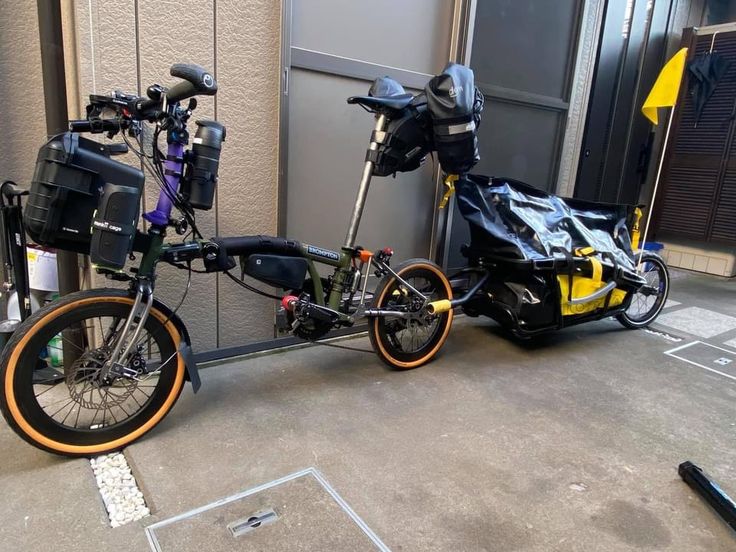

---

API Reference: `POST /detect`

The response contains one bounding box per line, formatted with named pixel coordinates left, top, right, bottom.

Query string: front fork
left=102, top=279, right=153, bottom=381
left=101, top=231, right=165, bottom=380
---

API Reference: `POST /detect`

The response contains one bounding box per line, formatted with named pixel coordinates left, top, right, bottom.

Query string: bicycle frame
left=117, top=110, right=422, bottom=360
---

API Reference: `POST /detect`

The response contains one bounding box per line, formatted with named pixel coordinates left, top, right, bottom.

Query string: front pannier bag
left=425, top=63, right=484, bottom=174
left=24, top=132, right=144, bottom=254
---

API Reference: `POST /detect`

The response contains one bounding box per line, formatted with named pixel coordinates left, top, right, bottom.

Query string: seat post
left=344, top=114, right=387, bottom=250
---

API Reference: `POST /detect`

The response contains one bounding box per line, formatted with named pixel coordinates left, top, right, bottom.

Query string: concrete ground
left=1, top=269, right=735, bottom=551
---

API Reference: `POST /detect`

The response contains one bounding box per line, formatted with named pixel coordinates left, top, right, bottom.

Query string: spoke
left=47, top=397, right=76, bottom=419
left=58, top=401, right=78, bottom=424
left=34, top=383, right=62, bottom=399
left=73, top=398, right=83, bottom=428
left=59, top=335, right=85, bottom=353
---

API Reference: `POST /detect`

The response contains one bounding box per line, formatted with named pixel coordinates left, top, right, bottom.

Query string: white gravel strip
left=90, top=452, right=150, bottom=527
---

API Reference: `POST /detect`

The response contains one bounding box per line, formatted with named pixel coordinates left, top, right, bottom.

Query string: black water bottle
left=183, top=120, right=226, bottom=210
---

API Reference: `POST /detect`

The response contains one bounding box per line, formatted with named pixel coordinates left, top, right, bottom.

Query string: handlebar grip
left=129, top=97, right=160, bottom=120
left=166, top=63, right=217, bottom=103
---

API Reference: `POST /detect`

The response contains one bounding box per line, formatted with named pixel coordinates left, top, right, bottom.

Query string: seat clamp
left=371, top=130, right=389, bottom=145
left=365, top=149, right=381, bottom=164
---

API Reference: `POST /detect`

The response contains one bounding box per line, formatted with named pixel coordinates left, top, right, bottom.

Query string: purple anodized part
left=143, top=141, right=185, bottom=226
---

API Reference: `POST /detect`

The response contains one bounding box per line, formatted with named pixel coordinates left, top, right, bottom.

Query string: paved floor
left=1, top=269, right=735, bottom=551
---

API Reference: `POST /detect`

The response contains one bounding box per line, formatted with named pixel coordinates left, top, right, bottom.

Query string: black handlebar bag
left=425, top=64, right=483, bottom=174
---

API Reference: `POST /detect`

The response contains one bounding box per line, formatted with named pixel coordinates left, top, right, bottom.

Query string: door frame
left=277, top=0, right=472, bottom=255
left=278, top=0, right=603, bottom=269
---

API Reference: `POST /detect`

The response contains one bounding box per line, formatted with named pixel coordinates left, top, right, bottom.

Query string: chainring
left=290, top=277, right=333, bottom=340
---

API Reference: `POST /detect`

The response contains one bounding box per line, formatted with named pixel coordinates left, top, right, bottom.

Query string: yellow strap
left=589, top=256, right=602, bottom=284
left=439, top=174, right=459, bottom=209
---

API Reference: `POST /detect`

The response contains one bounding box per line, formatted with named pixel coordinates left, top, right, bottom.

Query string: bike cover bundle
left=455, top=174, right=645, bottom=317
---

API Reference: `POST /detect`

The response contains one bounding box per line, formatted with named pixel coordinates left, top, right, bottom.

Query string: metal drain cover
left=145, top=468, right=389, bottom=551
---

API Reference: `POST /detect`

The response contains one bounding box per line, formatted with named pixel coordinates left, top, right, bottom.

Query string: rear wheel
left=0, top=289, right=185, bottom=457
left=369, top=259, right=453, bottom=369
left=616, top=252, right=669, bottom=329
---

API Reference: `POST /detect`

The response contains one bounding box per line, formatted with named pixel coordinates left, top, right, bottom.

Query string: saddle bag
left=425, top=64, right=484, bottom=174
left=369, top=77, right=433, bottom=177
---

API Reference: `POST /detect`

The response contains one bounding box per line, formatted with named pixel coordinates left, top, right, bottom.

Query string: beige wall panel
left=137, top=0, right=218, bottom=351
left=72, top=1, right=138, bottom=103
left=215, top=0, right=282, bottom=347
left=71, top=1, right=140, bottom=293
left=0, top=0, right=46, bottom=186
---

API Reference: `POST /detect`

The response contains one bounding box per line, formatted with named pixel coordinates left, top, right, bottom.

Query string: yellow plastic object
left=558, top=277, right=626, bottom=315
left=558, top=255, right=625, bottom=315
left=630, top=206, right=643, bottom=251
left=438, top=174, right=459, bottom=209
left=427, top=299, right=452, bottom=314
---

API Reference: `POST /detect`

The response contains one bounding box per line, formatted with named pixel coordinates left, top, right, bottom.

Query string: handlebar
left=72, top=63, right=217, bottom=134
left=69, top=118, right=129, bottom=133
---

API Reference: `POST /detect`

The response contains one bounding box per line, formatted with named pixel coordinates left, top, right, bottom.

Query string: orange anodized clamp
left=359, top=249, right=373, bottom=263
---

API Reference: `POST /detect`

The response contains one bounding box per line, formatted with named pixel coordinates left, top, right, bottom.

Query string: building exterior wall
left=65, top=0, right=282, bottom=351
left=0, top=0, right=47, bottom=188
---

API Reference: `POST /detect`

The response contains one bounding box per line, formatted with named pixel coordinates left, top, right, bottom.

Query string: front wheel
left=0, top=289, right=186, bottom=457
left=368, top=259, right=453, bottom=369
left=616, top=252, right=670, bottom=329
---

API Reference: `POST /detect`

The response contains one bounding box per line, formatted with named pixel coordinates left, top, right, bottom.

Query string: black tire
left=0, top=289, right=186, bottom=457
left=616, top=252, right=670, bottom=329
left=368, top=259, right=453, bottom=370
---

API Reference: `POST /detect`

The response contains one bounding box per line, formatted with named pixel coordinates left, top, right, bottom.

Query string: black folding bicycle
left=0, top=64, right=454, bottom=456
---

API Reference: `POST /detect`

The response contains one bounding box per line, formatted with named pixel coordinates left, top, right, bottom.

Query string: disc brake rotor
left=65, top=348, right=142, bottom=410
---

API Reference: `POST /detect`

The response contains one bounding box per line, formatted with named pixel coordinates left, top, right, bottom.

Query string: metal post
left=37, top=1, right=82, bottom=373
left=344, top=114, right=386, bottom=249
left=37, top=0, right=80, bottom=298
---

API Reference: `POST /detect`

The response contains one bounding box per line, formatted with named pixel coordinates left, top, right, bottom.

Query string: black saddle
left=347, top=76, right=413, bottom=114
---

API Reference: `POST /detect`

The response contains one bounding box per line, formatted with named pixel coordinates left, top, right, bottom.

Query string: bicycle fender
left=153, top=298, right=201, bottom=393
left=178, top=342, right=201, bottom=393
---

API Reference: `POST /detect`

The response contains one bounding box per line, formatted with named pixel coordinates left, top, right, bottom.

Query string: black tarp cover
left=456, top=174, right=639, bottom=276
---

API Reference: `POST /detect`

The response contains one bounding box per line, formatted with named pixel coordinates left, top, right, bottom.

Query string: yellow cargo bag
left=557, top=248, right=626, bottom=316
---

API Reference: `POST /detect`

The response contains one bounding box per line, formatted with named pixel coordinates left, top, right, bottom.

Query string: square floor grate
left=145, top=468, right=390, bottom=551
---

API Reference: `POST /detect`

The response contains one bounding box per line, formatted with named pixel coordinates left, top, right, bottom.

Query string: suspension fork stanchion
left=104, top=279, right=154, bottom=379
left=344, top=114, right=387, bottom=249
